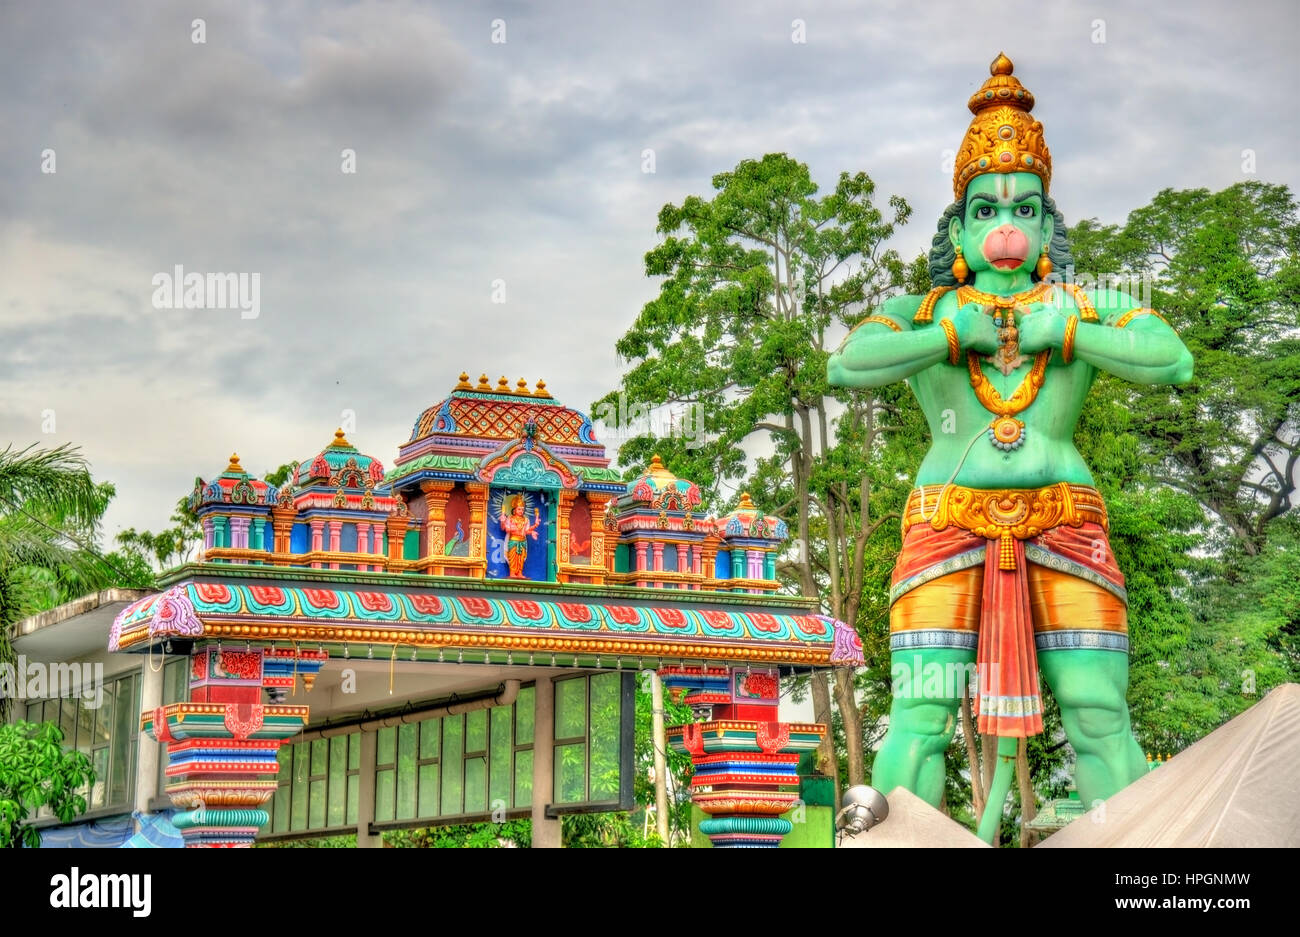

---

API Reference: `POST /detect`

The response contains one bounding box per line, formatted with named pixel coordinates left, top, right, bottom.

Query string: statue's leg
left=1038, top=648, right=1147, bottom=805
left=872, top=647, right=973, bottom=807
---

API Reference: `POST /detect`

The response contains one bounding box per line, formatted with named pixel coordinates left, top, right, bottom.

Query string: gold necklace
left=967, top=351, right=1050, bottom=451
left=957, top=282, right=1053, bottom=309
left=957, top=282, right=1052, bottom=377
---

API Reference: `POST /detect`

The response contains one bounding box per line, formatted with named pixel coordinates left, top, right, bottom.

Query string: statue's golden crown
left=953, top=53, right=1051, bottom=200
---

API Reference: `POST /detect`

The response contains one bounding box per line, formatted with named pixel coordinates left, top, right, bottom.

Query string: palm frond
left=0, top=443, right=103, bottom=528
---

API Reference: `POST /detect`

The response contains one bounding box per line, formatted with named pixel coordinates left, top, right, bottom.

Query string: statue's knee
left=1071, top=704, right=1129, bottom=744
left=890, top=699, right=957, bottom=745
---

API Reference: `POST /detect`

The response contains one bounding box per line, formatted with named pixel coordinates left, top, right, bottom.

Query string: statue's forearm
left=829, top=327, right=948, bottom=388
left=1072, top=321, right=1193, bottom=384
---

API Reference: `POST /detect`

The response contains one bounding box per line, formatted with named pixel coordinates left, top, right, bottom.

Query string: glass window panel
left=290, top=754, right=308, bottom=831
left=93, top=681, right=114, bottom=745
left=25, top=700, right=42, bottom=723
left=589, top=673, right=620, bottom=801
left=58, top=699, right=78, bottom=750
left=490, top=707, right=511, bottom=807
left=91, top=747, right=109, bottom=808
left=328, top=736, right=347, bottom=826
left=76, top=702, right=96, bottom=754
left=515, top=687, right=534, bottom=745
left=514, top=750, right=533, bottom=808
left=419, top=718, right=440, bottom=759
left=309, top=778, right=326, bottom=828
left=109, top=676, right=137, bottom=807
left=377, top=726, right=395, bottom=766
left=348, top=733, right=360, bottom=771
left=397, top=760, right=417, bottom=821
left=554, top=743, right=586, bottom=803
left=346, top=773, right=359, bottom=826
left=398, top=722, right=417, bottom=760
left=465, top=708, right=487, bottom=753
left=441, top=716, right=463, bottom=815
left=397, top=722, right=418, bottom=819
left=555, top=678, right=586, bottom=739
left=310, top=738, right=327, bottom=776
left=374, top=768, right=395, bottom=823
left=464, top=756, right=486, bottom=814
left=418, top=764, right=439, bottom=818
left=272, top=780, right=290, bottom=834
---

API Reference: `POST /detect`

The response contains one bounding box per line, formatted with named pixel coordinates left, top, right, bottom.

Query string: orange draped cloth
left=890, top=486, right=1126, bottom=739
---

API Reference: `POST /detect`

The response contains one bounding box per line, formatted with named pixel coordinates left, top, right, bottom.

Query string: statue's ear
left=1040, top=211, right=1054, bottom=250
left=948, top=213, right=964, bottom=252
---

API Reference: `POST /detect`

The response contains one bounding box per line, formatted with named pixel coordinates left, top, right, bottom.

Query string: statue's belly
left=909, top=364, right=1097, bottom=489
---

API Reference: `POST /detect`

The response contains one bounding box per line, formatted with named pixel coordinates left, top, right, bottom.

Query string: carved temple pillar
left=421, top=480, right=454, bottom=573
left=660, top=665, right=824, bottom=848
left=385, top=512, right=409, bottom=568
left=586, top=493, right=610, bottom=585
left=699, top=532, right=721, bottom=591
left=141, top=644, right=325, bottom=847
left=465, top=481, right=488, bottom=578
left=556, top=490, right=576, bottom=572
left=603, top=507, right=619, bottom=577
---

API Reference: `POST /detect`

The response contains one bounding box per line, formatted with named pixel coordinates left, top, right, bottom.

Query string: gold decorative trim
left=913, top=286, right=954, bottom=324
left=1062, top=315, right=1079, bottom=364
left=967, top=350, right=1049, bottom=416
left=1114, top=307, right=1170, bottom=329
left=940, top=318, right=960, bottom=365
left=1055, top=283, right=1099, bottom=322
left=192, top=622, right=831, bottom=665
left=905, top=483, right=1108, bottom=570
left=957, top=281, right=1053, bottom=309
left=863, top=315, right=904, bottom=333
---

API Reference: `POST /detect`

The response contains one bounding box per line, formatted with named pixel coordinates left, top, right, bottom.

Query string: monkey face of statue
left=949, top=172, right=1053, bottom=280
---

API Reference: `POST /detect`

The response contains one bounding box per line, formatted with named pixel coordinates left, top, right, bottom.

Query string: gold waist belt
left=903, top=483, right=1108, bottom=570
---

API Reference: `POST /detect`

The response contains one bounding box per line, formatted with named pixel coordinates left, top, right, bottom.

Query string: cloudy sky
left=2, top=0, right=1297, bottom=542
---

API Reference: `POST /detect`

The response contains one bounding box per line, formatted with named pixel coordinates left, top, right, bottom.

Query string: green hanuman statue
left=828, top=54, right=1193, bottom=839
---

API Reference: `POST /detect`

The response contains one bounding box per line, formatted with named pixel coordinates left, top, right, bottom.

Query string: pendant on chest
left=988, top=311, right=1025, bottom=376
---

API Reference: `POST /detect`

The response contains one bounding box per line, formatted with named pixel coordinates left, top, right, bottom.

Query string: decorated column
left=662, top=665, right=825, bottom=848
left=421, top=480, right=454, bottom=564
left=139, top=615, right=325, bottom=846
left=465, top=481, right=489, bottom=577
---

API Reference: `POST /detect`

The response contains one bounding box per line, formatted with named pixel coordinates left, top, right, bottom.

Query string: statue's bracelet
left=940, top=318, right=961, bottom=365
left=1062, top=315, right=1079, bottom=364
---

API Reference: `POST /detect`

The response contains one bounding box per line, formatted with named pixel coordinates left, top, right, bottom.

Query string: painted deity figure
left=828, top=54, right=1193, bottom=835
left=499, top=494, right=541, bottom=579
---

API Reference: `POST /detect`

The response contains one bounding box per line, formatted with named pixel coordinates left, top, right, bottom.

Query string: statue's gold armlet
left=1053, top=283, right=1100, bottom=322
left=847, top=315, right=905, bottom=337
left=912, top=286, right=954, bottom=324
left=1113, top=307, right=1171, bottom=329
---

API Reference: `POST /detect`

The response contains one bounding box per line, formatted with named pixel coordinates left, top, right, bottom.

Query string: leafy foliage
left=0, top=721, right=95, bottom=848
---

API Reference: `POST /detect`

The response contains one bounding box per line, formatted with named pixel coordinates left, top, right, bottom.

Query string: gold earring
left=952, top=245, right=969, bottom=283
left=1036, top=246, right=1052, bottom=279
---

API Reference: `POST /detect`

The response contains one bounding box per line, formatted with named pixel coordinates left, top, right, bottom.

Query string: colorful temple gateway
left=14, top=375, right=860, bottom=848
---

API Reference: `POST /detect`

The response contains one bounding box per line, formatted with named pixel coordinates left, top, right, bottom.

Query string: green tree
left=0, top=721, right=96, bottom=848
left=0, top=445, right=136, bottom=717
left=1069, top=181, right=1300, bottom=556
left=594, top=153, right=911, bottom=786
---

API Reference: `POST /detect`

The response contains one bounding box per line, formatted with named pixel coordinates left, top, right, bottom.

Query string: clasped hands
left=947, top=300, right=1068, bottom=356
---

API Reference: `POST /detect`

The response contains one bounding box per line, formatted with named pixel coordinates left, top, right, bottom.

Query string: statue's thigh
left=890, top=565, right=982, bottom=638
left=1027, top=563, right=1130, bottom=710
left=889, top=568, right=981, bottom=717
left=1026, top=563, right=1128, bottom=640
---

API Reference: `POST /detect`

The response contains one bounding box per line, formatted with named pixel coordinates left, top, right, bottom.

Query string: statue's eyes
left=1016, top=204, right=1036, bottom=217
left=975, top=206, right=994, bottom=219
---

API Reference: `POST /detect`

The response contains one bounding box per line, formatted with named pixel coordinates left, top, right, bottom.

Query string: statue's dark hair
left=927, top=193, right=1073, bottom=287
